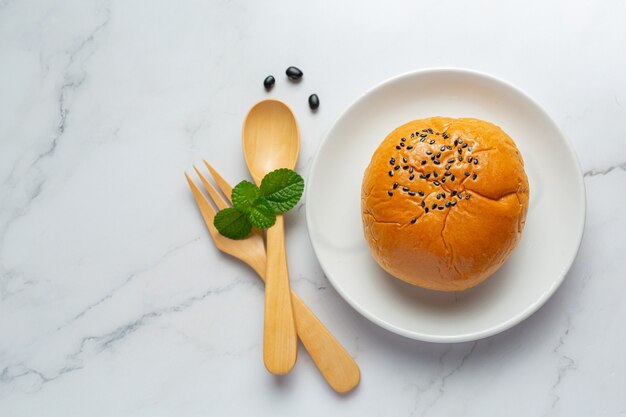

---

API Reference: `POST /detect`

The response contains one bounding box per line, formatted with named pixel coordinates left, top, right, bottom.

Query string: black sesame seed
left=402, top=157, right=408, bottom=163
left=458, top=155, right=463, bottom=162
left=400, top=142, right=405, bottom=147
left=402, top=186, right=409, bottom=191
left=451, top=190, right=457, bottom=196
left=308, top=94, right=320, bottom=110
left=438, top=205, right=444, bottom=210
left=432, top=203, right=437, bottom=209
left=420, top=174, right=427, bottom=179
left=436, top=194, right=441, bottom=200
left=286, top=66, right=304, bottom=81
left=411, top=218, right=417, bottom=224
left=388, top=191, right=393, bottom=196
left=421, top=160, right=427, bottom=165
left=431, top=155, right=436, bottom=161
left=467, top=156, right=473, bottom=163
left=442, top=132, right=449, bottom=139
left=264, top=75, right=275, bottom=90
left=426, top=150, right=432, bottom=155
left=406, top=145, right=414, bottom=150
left=409, top=167, right=414, bottom=173
left=458, top=148, right=462, bottom=154
left=440, top=146, right=445, bottom=152
left=410, top=133, right=415, bottom=138
left=422, top=129, right=429, bottom=133
left=441, top=177, right=446, bottom=183
left=446, top=146, right=452, bottom=150
left=445, top=202, right=451, bottom=207
left=445, top=164, right=452, bottom=170
left=425, top=173, right=431, bottom=179
left=389, top=171, right=394, bottom=177
left=474, top=159, right=479, bottom=165
left=427, top=128, right=434, bottom=134
left=450, top=201, right=457, bottom=206
left=472, top=173, right=477, bottom=180
left=436, top=132, right=440, bottom=135
left=389, top=158, right=395, bottom=165
left=466, top=194, right=471, bottom=200
left=409, top=191, right=416, bottom=196
left=394, top=165, right=400, bottom=170
left=420, top=133, right=427, bottom=138
left=458, top=139, right=463, bottom=144
left=433, top=160, right=440, bottom=165
left=465, top=172, right=470, bottom=176
left=451, top=175, right=456, bottom=181
left=421, top=200, right=426, bottom=207
left=425, top=207, right=429, bottom=213
left=433, top=171, right=439, bottom=178
left=396, top=146, right=401, bottom=150
left=445, top=171, right=451, bottom=176
left=419, top=137, right=425, bottom=142
left=457, top=193, right=463, bottom=199
left=436, top=152, right=442, bottom=158
left=393, top=182, right=398, bottom=189
left=429, top=140, right=436, bottom=145
left=447, top=158, right=455, bottom=164
left=433, top=181, right=440, bottom=186
left=401, top=138, right=406, bottom=142
left=441, top=192, right=446, bottom=198
left=418, top=190, right=424, bottom=196
left=403, top=165, right=409, bottom=170
left=409, top=174, right=415, bottom=180
left=462, top=143, right=468, bottom=148
left=468, top=146, right=473, bottom=152
left=454, top=139, right=458, bottom=146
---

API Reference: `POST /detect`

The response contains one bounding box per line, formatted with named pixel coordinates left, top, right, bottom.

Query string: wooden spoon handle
left=264, top=214, right=297, bottom=374
left=291, top=291, right=361, bottom=393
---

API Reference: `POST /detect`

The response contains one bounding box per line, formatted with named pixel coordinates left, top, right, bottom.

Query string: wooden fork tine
left=204, top=161, right=233, bottom=204
left=193, top=165, right=229, bottom=210
left=185, top=173, right=218, bottom=235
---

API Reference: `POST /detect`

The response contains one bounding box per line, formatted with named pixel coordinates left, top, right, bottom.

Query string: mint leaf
left=259, top=168, right=304, bottom=213
left=213, top=208, right=252, bottom=239
left=246, top=198, right=276, bottom=228
left=231, top=181, right=261, bottom=213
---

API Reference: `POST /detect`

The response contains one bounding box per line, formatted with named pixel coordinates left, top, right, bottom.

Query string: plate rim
left=305, top=67, right=586, bottom=343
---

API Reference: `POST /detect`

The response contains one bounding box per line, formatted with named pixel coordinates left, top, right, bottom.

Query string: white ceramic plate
left=306, top=68, right=585, bottom=343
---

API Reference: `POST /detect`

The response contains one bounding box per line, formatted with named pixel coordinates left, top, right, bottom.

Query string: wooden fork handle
left=291, top=291, right=361, bottom=393
left=264, top=214, right=298, bottom=374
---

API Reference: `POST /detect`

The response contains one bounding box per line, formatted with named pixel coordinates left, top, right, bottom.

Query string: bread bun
left=361, top=117, right=529, bottom=291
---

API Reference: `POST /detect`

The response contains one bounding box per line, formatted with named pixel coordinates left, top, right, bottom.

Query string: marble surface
left=1, top=0, right=625, bottom=415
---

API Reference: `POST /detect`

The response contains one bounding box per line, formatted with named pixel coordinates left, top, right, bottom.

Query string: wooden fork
left=185, top=161, right=360, bottom=393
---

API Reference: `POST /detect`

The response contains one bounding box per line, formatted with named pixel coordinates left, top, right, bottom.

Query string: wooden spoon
left=242, top=99, right=299, bottom=375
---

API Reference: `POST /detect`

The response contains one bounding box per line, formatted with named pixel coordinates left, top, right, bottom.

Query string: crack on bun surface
left=361, top=117, right=529, bottom=291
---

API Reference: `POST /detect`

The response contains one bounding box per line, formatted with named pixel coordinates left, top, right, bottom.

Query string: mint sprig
left=213, top=168, right=304, bottom=239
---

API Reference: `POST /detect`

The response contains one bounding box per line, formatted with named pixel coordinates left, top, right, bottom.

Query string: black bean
left=436, top=194, right=441, bottom=200
left=458, top=155, right=463, bottom=162
left=425, top=173, right=431, bottom=178
left=436, top=152, right=442, bottom=158
left=458, top=148, right=462, bottom=154
left=426, top=150, right=432, bottom=155
left=263, top=75, right=275, bottom=90
left=286, top=66, right=303, bottom=81
left=441, top=192, right=446, bottom=198
left=468, top=146, right=473, bottom=152
left=308, top=94, right=320, bottom=110
left=453, top=139, right=458, bottom=146
left=468, top=156, right=473, bottom=163
left=458, top=139, right=463, bottom=144
left=400, top=142, right=405, bottom=147
left=445, top=202, right=451, bottom=207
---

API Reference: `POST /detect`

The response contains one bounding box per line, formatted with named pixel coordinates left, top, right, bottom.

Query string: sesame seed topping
left=394, top=165, right=400, bottom=170
left=418, top=190, right=424, bottom=196
left=403, top=157, right=408, bottom=163
left=440, top=146, right=445, bottom=151
left=462, top=143, right=468, bottom=148
left=396, top=146, right=401, bottom=150
left=408, top=191, right=416, bottom=196
left=411, top=218, right=417, bottom=224
left=425, top=207, right=429, bottom=213
left=409, top=174, right=415, bottom=180
left=388, top=191, right=393, bottom=196
left=438, top=205, right=444, bottom=210
left=407, top=145, right=414, bottom=150
left=393, top=182, right=398, bottom=189
left=472, top=173, right=478, bottom=180
left=451, top=175, right=456, bottom=181
left=429, top=140, right=435, bottom=144
left=401, top=137, right=406, bottom=142
left=426, top=150, right=432, bottom=155
left=433, top=181, right=440, bottom=186
left=464, top=172, right=470, bottom=176
left=402, top=186, right=409, bottom=191
left=389, top=171, right=394, bottom=177
left=421, top=160, right=427, bottom=165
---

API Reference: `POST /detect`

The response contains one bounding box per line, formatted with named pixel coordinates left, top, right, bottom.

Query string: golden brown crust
left=361, top=117, right=529, bottom=291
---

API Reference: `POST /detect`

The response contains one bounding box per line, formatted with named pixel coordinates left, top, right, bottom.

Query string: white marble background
left=1, top=0, right=625, bottom=416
